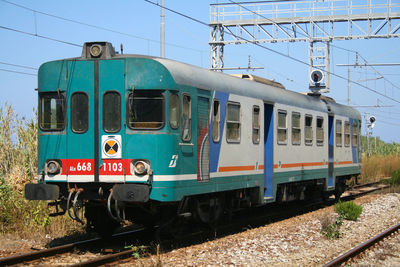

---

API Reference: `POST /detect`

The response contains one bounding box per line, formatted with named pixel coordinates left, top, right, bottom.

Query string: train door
left=264, top=103, right=274, bottom=199
left=66, top=61, right=96, bottom=183
left=328, top=115, right=335, bottom=188
left=98, top=60, right=125, bottom=183
left=197, top=96, right=210, bottom=182
left=66, top=60, right=125, bottom=184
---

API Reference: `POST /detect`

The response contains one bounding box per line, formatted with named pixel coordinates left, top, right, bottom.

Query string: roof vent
left=82, top=42, right=115, bottom=59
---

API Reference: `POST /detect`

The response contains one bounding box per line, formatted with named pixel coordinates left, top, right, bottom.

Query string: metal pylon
left=210, top=24, right=224, bottom=71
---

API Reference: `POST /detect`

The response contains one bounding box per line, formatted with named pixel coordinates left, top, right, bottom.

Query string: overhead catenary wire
left=0, top=68, right=36, bottom=76
left=1, top=0, right=205, bottom=53
left=331, top=43, right=400, bottom=92
left=145, top=0, right=400, bottom=104
left=0, top=61, right=38, bottom=70
left=0, top=25, right=82, bottom=47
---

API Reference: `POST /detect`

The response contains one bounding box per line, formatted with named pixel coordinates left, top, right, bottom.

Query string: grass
left=0, top=103, right=83, bottom=240
left=361, top=155, right=400, bottom=183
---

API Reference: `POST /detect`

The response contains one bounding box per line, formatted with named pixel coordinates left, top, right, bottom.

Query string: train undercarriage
left=40, top=175, right=354, bottom=237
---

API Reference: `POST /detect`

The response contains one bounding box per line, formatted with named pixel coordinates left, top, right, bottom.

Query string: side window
left=226, top=102, right=241, bottom=143
left=169, top=93, right=179, bottom=129
left=316, top=116, right=324, bottom=146
left=212, top=99, right=220, bottom=142
left=71, top=92, right=88, bottom=133
left=128, top=90, right=164, bottom=129
left=292, top=112, right=301, bottom=145
left=352, top=121, right=358, bottom=147
left=336, top=120, right=342, bottom=147
left=305, top=114, right=313, bottom=146
left=252, top=106, right=260, bottom=144
left=344, top=121, right=351, bottom=147
left=181, top=94, right=191, bottom=141
left=103, top=91, right=121, bottom=133
left=39, top=92, right=66, bottom=131
left=277, top=110, right=287, bottom=144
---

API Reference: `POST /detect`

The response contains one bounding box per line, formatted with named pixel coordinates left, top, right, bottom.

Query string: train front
left=25, top=42, right=184, bottom=234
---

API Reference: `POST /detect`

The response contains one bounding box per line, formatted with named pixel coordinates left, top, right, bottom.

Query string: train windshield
left=127, top=91, right=164, bottom=129
left=39, top=92, right=65, bottom=131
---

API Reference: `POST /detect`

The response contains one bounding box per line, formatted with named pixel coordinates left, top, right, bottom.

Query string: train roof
left=43, top=43, right=360, bottom=120
left=150, top=57, right=360, bottom=119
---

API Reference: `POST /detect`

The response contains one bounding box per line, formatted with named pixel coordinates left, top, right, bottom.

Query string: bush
left=334, top=201, right=363, bottom=221
left=382, top=169, right=400, bottom=186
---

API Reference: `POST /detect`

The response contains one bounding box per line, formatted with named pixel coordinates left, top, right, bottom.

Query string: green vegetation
left=334, top=201, right=363, bottom=221
left=382, top=169, right=400, bottom=186
left=320, top=214, right=344, bottom=239
left=321, top=201, right=363, bottom=239
left=0, top=103, right=82, bottom=239
left=360, top=136, right=400, bottom=183
left=125, top=245, right=149, bottom=259
left=361, top=136, right=400, bottom=156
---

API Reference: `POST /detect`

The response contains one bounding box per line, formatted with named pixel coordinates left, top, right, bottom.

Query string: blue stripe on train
left=350, top=118, right=357, bottom=163
left=209, top=91, right=229, bottom=173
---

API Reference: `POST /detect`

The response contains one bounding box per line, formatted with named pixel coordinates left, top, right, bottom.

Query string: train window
left=127, top=90, right=164, bottom=130
left=344, top=121, right=350, bottom=147
left=71, top=92, right=88, bottom=133
left=103, top=92, right=121, bottom=133
left=316, top=116, right=324, bottom=146
left=212, top=99, right=220, bottom=142
left=305, top=114, right=313, bottom=146
left=277, top=110, right=287, bottom=144
left=292, top=112, right=301, bottom=145
left=252, top=106, right=260, bottom=144
left=169, top=93, right=179, bottom=129
left=39, top=92, right=66, bottom=131
left=352, top=121, right=358, bottom=147
left=181, top=94, right=191, bottom=141
left=226, top=102, right=241, bottom=143
left=336, top=120, right=342, bottom=147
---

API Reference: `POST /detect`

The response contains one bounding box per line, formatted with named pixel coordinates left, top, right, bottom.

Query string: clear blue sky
left=1, top=0, right=399, bottom=142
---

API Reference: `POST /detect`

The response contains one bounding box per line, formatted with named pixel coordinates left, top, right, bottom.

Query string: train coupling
left=48, top=200, right=66, bottom=217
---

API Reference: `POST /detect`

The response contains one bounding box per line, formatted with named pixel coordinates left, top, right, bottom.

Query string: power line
left=0, top=68, right=36, bottom=76
left=331, top=43, right=400, bottom=92
left=0, top=61, right=37, bottom=70
left=144, top=0, right=209, bottom=27
left=0, top=25, right=82, bottom=47
left=219, top=0, right=400, bottom=103
left=1, top=0, right=205, bottom=53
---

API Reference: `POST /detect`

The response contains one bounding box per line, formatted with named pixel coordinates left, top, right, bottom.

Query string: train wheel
left=85, top=205, right=120, bottom=238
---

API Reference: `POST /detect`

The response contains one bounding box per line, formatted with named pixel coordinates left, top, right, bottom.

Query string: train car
left=25, top=42, right=362, bottom=234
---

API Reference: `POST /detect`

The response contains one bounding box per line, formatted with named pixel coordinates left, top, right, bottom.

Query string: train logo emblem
left=104, top=140, right=119, bottom=155
left=102, top=135, right=122, bottom=159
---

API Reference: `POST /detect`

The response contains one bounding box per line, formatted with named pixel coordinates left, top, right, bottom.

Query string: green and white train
left=25, top=42, right=362, bottom=234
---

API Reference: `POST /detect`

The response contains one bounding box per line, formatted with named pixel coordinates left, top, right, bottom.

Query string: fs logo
left=169, top=155, right=178, bottom=168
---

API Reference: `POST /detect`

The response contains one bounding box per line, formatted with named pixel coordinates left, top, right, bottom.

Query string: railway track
left=0, top=182, right=391, bottom=266
left=0, top=228, right=146, bottom=266
left=323, top=222, right=400, bottom=267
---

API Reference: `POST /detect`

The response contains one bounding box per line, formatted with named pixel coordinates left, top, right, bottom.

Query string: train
left=25, top=41, right=362, bottom=235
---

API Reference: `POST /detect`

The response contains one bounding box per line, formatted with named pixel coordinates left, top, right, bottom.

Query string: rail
left=323, top=222, right=400, bottom=267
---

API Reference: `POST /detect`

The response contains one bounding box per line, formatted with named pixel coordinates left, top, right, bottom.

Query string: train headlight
left=89, top=44, right=102, bottom=57
left=46, top=160, right=61, bottom=175
left=133, top=161, right=149, bottom=175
